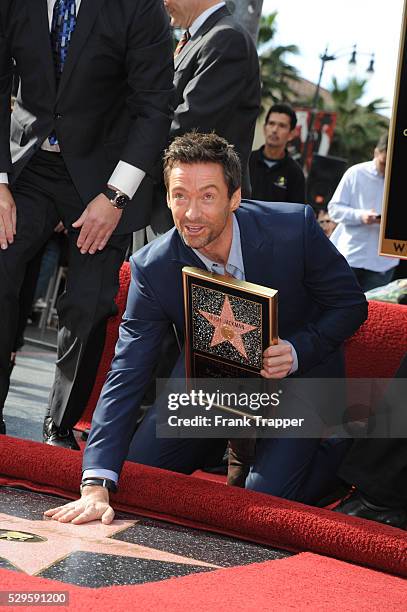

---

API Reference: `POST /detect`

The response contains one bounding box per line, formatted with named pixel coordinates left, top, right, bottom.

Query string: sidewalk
left=4, top=344, right=55, bottom=442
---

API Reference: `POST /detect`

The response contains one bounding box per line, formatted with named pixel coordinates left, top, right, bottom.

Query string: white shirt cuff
left=281, top=339, right=299, bottom=374
left=0, top=173, right=8, bottom=184
left=108, top=161, right=146, bottom=199
left=82, top=468, right=119, bottom=484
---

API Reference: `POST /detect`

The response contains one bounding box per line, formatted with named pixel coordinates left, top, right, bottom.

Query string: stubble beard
left=179, top=227, right=213, bottom=249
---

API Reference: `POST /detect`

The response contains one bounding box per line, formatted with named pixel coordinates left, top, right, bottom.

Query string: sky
left=261, top=0, right=405, bottom=115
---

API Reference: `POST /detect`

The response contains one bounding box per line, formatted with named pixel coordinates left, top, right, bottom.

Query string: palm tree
left=328, top=77, right=389, bottom=165
left=257, top=13, right=300, bottom=111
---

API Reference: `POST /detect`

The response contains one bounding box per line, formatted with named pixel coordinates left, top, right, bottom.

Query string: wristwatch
left=80, top=477, right=117, bottom=494
left=103, top=186, right=130, bottom=210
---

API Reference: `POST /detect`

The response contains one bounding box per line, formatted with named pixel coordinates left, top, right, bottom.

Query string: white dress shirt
left=0, top=0, right=145, bottom=198
left=188, top=2, right=226, bottom=37
left=328, top=161, right=398, bottom=272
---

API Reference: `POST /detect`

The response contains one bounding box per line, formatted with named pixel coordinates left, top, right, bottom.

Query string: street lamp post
left=301, top=46, right=375, bottom=169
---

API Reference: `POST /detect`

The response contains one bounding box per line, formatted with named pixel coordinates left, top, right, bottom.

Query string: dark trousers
left=351, top=266, right=395, bottom=292
left=0, top=150, right=129, bottom=428
left=338, top=353, right=407, bottom=507
left=127, top=403, right=351, bottom=505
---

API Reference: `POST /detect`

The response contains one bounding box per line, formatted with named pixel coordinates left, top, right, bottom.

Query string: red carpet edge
left=1, top=553, right=407, bottom=611
left=0, top=435, right=406, bottom=577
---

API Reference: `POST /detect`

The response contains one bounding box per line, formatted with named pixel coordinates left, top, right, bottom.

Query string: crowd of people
left=0, top=0, right=405, bottom=531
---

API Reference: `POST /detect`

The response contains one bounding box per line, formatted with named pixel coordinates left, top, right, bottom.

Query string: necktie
left=174, top=30, right=191, bottom=57
left=49, top=0, right=77, bottom=144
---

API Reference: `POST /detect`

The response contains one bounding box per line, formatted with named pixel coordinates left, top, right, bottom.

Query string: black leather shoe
left=43, top=417, right=80, bottom=450
left=0, top=420, right=6, bottom=435
left=333, top=491, right=407, bottom=529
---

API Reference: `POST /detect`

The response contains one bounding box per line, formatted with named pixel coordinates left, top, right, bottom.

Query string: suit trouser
left=0, top=150, right=129, bottom=428
left=338, top=353, right=407, bottom=507
left=127, top=402, right=351, bottom=505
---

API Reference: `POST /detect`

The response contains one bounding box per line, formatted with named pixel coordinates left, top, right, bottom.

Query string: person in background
left=334, top=353, right=407, bottom=530
left=0, top=0, right=174, bottom=440
left=144, top=0, right=261, bottom=240
left=317, top=208, right=336, bottom=238
left=249, top=103, right=305, bottom=204
left=328, top=134, right=399, bottom=291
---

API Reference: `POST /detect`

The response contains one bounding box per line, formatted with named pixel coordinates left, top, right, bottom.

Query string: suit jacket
left=0, top=0, right=174, bottom=232
left=150, top=5, right=261, bottom=230
left=83, top=201, right=368, bottom=475
left=172, top=6, right=260, bottom=195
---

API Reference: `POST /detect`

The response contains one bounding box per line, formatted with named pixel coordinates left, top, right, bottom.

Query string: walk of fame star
left=0, top=513, right=219, bottom=575
left=198, top=295, right=258, bottom=360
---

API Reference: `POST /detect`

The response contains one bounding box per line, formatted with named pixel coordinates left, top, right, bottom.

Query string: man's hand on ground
left=72, top=194, right=123, bottom=254
left=261, top=338, right=294, bottom=379
left=0, top=184, right=16, bottom=250
left=43, top=486, right=115, bottom=525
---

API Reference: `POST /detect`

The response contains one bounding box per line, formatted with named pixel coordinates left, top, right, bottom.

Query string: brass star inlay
left=0, top=513, right=219, bottom=575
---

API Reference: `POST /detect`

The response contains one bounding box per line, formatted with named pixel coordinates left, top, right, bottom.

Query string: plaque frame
left=182, top=266, right=278, bottom=379
left=379, top=0, right=407, bottom=259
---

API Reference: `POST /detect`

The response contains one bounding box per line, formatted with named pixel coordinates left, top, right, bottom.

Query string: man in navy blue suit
left=45, top=133, right=367, bottom=525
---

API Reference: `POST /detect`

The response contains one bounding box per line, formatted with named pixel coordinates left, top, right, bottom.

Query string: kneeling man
left=45, top=133, right=367, bottom=525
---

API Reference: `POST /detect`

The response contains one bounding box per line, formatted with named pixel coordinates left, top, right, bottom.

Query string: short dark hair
left=376, top=133, right=388, bottom=152
left=163, top=132, right=241, bottom=198
left=264, top=103, right=297, bottom=130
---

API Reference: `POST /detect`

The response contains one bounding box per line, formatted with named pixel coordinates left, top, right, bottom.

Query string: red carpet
left=0, top=436, right=406, bottom=578
left=76, top=261, right=407, bottom=433
left=1, top=552, right=406, bottom=610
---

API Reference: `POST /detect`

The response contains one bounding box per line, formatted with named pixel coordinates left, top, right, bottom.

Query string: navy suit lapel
left=27, top=0, right=56, bottom=97
left=235, top=206, right=272, bottom=287
left=174, top=5, right=230, bottom=70
left=56, top=0, right=106, bottom=102
left=170, top=232, right=207, bottom=269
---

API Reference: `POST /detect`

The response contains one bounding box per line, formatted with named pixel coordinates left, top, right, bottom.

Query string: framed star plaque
left=182, top=267, right=278, bottom=378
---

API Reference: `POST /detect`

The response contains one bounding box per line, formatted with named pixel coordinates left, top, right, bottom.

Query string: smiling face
left=167, top=162, right=241, bottom=262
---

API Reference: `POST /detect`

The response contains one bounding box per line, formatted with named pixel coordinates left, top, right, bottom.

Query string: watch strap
left=103, top=187, right=120, bottom=201
left=103, top=186, right=130, bottom=209
left=80, top=477, right=117, bottom=493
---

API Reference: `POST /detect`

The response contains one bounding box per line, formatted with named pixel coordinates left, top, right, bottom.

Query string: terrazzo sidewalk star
left=0, top=513, right=219, bottom=575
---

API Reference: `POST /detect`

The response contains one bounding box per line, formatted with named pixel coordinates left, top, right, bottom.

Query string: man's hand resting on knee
left=43, top=485, right=115, bottom=524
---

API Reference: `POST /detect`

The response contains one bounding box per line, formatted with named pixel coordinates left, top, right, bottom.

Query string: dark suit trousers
left=0, top=150, right=129, bottom=428
left=338, top=353, right=407, bottom=507
left=127, top=395, right=351, bottom=505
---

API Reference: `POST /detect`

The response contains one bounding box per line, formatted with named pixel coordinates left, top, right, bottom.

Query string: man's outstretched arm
left=45, top=256, right=170, bottom=523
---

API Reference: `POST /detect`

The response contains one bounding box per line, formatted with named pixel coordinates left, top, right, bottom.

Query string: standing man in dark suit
left=0, top=0, right=174, bottom=444
left=44, top=132, right=368, bottom=525
left=147, top=0, right=260, bottom=236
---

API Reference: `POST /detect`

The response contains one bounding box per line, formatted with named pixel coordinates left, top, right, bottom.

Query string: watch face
left=114, top=194, right=128, bottom=209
